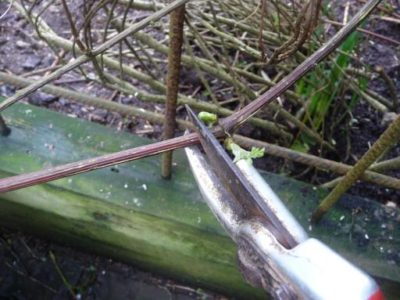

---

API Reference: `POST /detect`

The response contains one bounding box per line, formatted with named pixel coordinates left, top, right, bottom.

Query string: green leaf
left=249, top=147, right=265, bottom=159
left=225, top=138, right=264, bottom=164
left=291, top=139, right=310, bottom=153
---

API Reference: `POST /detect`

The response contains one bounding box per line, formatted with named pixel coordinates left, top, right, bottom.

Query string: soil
left=0, top=228, right=220, bottom=300
left=0, top=1, right=399, bottom=299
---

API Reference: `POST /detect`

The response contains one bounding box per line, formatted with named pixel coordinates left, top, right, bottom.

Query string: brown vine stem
left=0, top=133, right=203, bottom=193
left=0, top=0, right=190, bottom=112
left=60, top=0, right=85, bottom=51
left=0, top=0, right=381, bottom=193
left=162, top=4, right=186, bottom=179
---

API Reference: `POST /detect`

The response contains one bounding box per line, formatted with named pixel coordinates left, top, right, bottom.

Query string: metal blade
left=185, top=105, right=297, bottom=249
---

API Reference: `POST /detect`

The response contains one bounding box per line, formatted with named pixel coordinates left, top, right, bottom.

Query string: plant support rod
left=162, top=3, right=186, bottom=179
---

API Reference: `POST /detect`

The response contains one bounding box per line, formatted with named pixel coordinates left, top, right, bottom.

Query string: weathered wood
left=0, top=103, right=399, bottom=298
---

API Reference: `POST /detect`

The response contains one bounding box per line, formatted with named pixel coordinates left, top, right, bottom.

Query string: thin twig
left=220, top=0, right=382, bottom=132
left=0, top=71, right=190, bottom=129
left=0, top=0, right=190, bottom=112
left=375, top=65, right=398, bottom=112
left=0, top=0, right=13, bottom=20
left=324, top=19, right=400, bottom=46
left=49, top=251, right=76, bottom=297
left=371, top=156, right=400, bottom=172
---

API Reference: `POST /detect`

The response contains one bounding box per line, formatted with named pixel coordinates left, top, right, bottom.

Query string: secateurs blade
left=184, top=105, right=383, bottom=300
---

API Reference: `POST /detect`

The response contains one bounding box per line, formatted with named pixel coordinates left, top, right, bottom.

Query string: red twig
left=0, top=133, right=202, bottom=193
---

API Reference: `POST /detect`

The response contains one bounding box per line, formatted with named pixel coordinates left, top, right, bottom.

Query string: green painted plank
left=0, top=103, right=222, bottom=235
left=0, top=102, right=399, bottom=298
left=0, top=176, right=262, bottom=299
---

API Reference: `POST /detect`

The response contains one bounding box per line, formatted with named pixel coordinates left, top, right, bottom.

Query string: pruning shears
left=184, top=105, right=384, bottom=300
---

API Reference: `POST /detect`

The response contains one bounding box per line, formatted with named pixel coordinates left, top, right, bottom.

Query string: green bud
left=198, top=111, right=218, bottom=126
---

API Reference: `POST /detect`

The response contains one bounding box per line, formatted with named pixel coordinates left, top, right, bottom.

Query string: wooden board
left=0, top=102, right=399, bottom=298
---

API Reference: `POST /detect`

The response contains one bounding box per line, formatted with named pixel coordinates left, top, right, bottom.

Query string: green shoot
left=294, top=30, right=362, bottom=152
